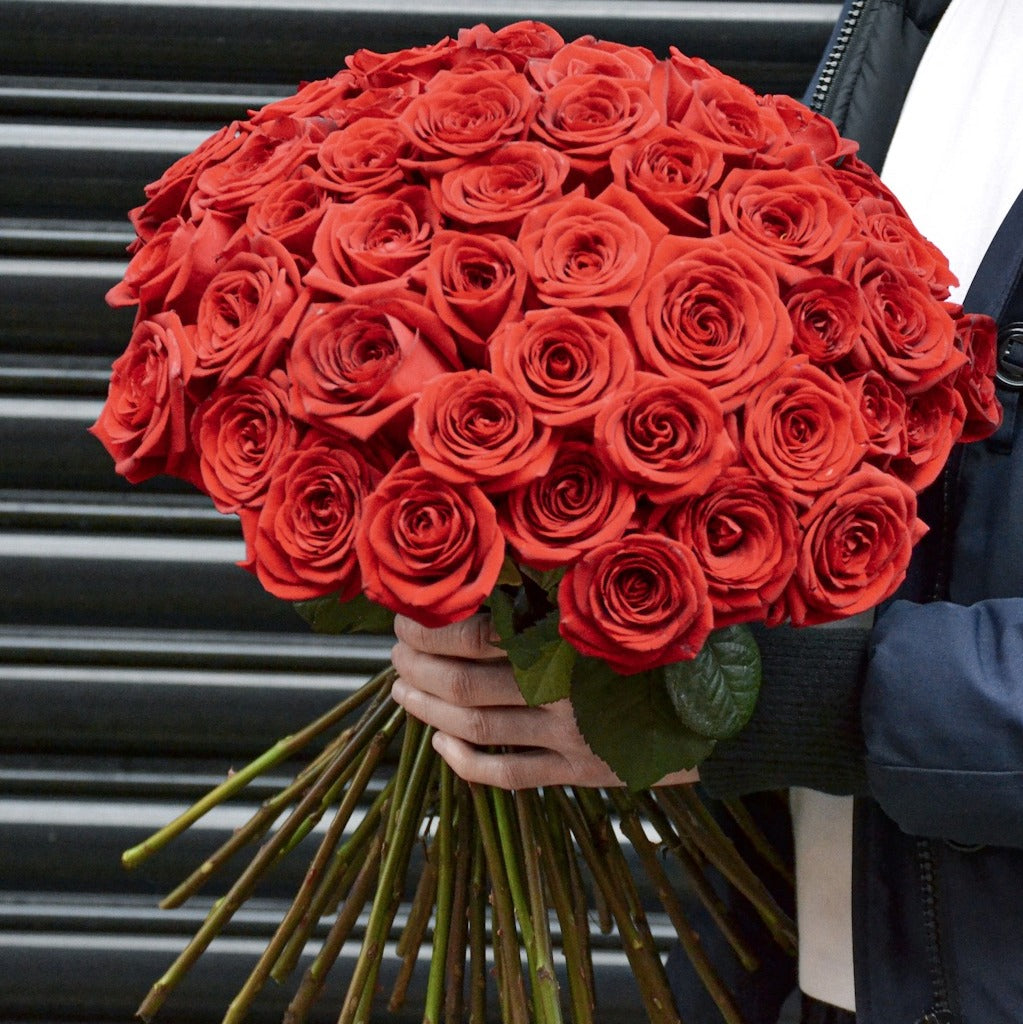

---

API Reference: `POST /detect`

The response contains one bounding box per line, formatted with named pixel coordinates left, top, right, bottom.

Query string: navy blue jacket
left=690, top=2, right=1023, bottom=1021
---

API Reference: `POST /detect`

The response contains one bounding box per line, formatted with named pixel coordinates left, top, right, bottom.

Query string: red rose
left=191, top=117, right=326, bottom=217
left=432, top=141, right=569, bottom=230
left=531, top=74, right=659, bottom=172
left=192, top=370, right=297, bottom=513
left=710, top=166, right=856, bottom=269
left=660, top=466, right=799, bottom=626
left=288, top=286, right=459, bottom=442
left=838, top=248, right=965, bottom=392
left=411, top=370, right=555, bottom=492
left=306, top=185, right=441, bottom=293
left=742, top=358, right=867, bottom=503
left=497, top=440, right=637, bottom=570
left=240, top=177, right=329, bottom=264
left=890, top=380, right=967, bottom=492
left=857, top=197, right=957, bottom=299
left=106, top=212, right=236, bottom=323
left=951, top=311, right=1002, bottom=443
left=128, top=122, right=248, bottom=241
left=824, top=154, right=910, bottom=213
left=347, top=39, right=457, bottom=89
left=249, top=71, right=360, bottom=124
left=629, top=234, right=792, bottom=411
left=758, top=94, right=858, bottom=166
left=609, top=125, right=725, bottom=233
left=192, top=235, right=309, bottom=388
left=785, top=274, right=866, bottom=364
left=676, top=75, right=787, bottom=162
left=423, top=230, right=528, bottom=363
left=843, top=370, right=908, bottom=461
left=595, top=373, right=735, bottom=504
left=240, top=437, right=378, bottom=602
left=89, top=311, right=199, bottom=485
left=558, top=533, right=713, bottom=675
left=527, top=38, right=655, bottom=90
left=488, top=308, right=636, bottom=426
left=518, top=186, right=667, bottom=309
left=456, top=21, right=565, bottom=68
left=785, top=466, right=927, bottom=625
left=307, top=117, right=413, bottom=200
left=355, top=457, right=505, bottom=627
left=399, top=69, right=540, bottom=166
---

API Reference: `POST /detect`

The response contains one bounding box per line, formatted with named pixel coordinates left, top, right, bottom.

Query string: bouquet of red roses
left=91, top=18, right=1001, bottom=1024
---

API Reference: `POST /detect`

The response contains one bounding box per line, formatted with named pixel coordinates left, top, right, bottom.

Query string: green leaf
left=293, top=592, right=395, bottom=636
left=570, top=656, right=715, bottom=790
left=496, top=556, right=523, bottom=588
left=519, top=565, right=566, bottom=599
left=663, top=625, right=761, bottom=740
left=486, top=587, right=516, bottom=643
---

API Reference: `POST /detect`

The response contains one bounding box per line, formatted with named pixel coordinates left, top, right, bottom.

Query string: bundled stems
left=123, top=668, right=393, bottom=872
left=444, top=779, right=473, bottom=1024
left=423, top=761, right=456, bottom=1023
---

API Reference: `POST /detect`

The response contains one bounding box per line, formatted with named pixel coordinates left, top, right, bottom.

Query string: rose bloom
left=758, top=93, right=859, bottom=166
left=192, top=370, right=297, bottom=513
left=307, top=117, right=414, bottom=201
left=288, top=287, right=459, bottom=442
left=785, top=274, right=867, bottom=364
left=488, top=308, right=636, bottom=426
left=527, top=37, right=656, bottom=90
left=890, top=379, right=967, bottom=492
left=595, top=373, right=735, bottom=504
left=89, top=311, right=199, bottom=485
left=355, top=456, right=505, bottom=627
left=240, top=437, right=378, bottom=602
left=192, top=236, right=309, bottom=388
left=456, top=20, right=565, bottom=69
left=742, top=357, right=867, bottom=503
left=629, top=234, right=792, bottom=411
left=306, top=185, right=441, bottom=292
left=423, top=230, right=528, bottom=363
left=498, top=440, right=637, bottom=570
left=347, top=38, right=457, bottom=89
left=558, top=532, right=713, bottom=675
left=518, top=186, right=667, bottom=309
left=398, top=68, right=540, bottom=166
left=609, top=125, right=726, bottom=233
left=785, top=465, right=927, bottom=625
left=106, top=212, right=236, bottom=323
left=710, top=166, right=856, bottom=270
left=660, top=466, right=799, bottom=626
left=843, top=370, right=909, bottom=462
left=951, top=311, right=1002, bottom=443
left=411, top=370, right=555, bottom=492
left=241, top=177, right=329, bottom=264
left=128, top=121, right=248, bottom=242
left=432, top=141, right=570, bottom=231
left=531, top=73, right=660, bottom=172
left=190, top=117, right=326, bottom=217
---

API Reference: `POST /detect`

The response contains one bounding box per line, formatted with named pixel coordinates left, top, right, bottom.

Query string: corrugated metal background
left=0, top=3, right=835, bottom=1020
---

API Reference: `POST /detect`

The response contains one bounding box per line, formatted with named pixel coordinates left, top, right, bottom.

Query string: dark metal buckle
left=996, top=321, right=1023, bottom=389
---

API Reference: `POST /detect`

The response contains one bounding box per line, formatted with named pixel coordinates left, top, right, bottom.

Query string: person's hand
left=390, top=613, right=699, bottom=791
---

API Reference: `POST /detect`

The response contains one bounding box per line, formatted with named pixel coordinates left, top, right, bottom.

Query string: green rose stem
left=221, top=706, right=404, bottom=1024
left=282, top=829, right=385, bottom=1024
left=388, top=843, right=438, bottom=1011
left=722, top=798, right=795, bottom=888
left=467, top=826, right=488, bottom=1024
left=636, top=791, right=759, bottom=973
left=656, top=788, right=797, bottom=955
left=539, top=790, right=596, bottom=1023
left=610, top=790, right=744, bottom=1024
left=336, top=717, right=436, bottom=1024
left=553, top=788, right=682, bottom=1024
left=423, top=760, right=456, bottom=1023
left=468, top=783, right=530, bottom=1024
left=444, top=780, right=473, bottom=1024
left=271, top=779, right=394, bottom=985
left=122, top=667, right=393, bottom=873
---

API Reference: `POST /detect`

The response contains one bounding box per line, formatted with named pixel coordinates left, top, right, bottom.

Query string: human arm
left=389, top=612, right=699, bottom=790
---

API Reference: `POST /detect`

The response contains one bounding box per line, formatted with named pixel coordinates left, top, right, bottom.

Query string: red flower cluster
left=92, top=21, right=1001, bottom=674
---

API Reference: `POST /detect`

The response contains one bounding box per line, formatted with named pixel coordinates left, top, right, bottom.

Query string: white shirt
left=795, top=0, right=1023, bottom=1012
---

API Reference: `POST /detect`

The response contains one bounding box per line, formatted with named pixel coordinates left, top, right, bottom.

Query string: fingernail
left=390, top=679, right=407, bottom=703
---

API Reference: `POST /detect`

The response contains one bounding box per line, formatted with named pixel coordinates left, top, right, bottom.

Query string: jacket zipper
left=915, top=838, right=955, bottom=1023
left=808, top=0, right=868, bottom=114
